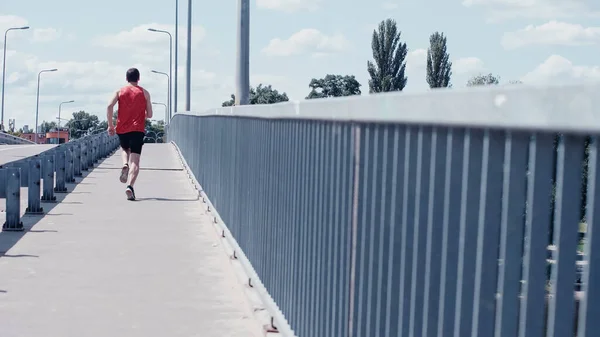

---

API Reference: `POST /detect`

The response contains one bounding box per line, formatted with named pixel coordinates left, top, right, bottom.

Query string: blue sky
left=1, top=0, right=599, bottom=130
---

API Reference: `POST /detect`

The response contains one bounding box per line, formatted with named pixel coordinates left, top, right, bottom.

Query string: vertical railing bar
left=383, top=127, right=400, bottom=337
left=437, top=128, right=454, bottom=337
left=348, top=124, right=361, bottom=337
left=578, top=136, right=598, bottom=336
left=396, top=126, right=411, bottom=335
left=471, top=129, right=491, bottom=336
left=356, top=125, right=370, bottom=337
left=409, top=126, right=424, bottom=337
left=374, top=126, right=388, bottom=337
left=365, top=126, right=379, bottom=335
left=422, top=126, right=438, bottom=337
left=453, top=129, right=471, bottom=337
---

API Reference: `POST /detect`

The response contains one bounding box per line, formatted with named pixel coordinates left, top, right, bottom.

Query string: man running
left=106, top=67, right=153, bottom=201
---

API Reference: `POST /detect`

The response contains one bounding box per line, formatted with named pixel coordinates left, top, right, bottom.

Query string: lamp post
left=152, top=102, right=168, bottom=125
left=1, top=26, right=30, bottom=132
left=34, top=68, right=58, bottom=144
left=151, top=70, right=170, bottom=119
left=186, top=0, right=191, bottom=111
left=175, top=0, right=179, bottom=117
left=148, top=28, right=173, bottom=120
left=57, top=100, right=74, bottom=144
left=235, top=0, right=250, bottom=105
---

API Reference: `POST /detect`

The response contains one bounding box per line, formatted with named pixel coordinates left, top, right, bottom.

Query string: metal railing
left=168, top=83, right=600, bottom=337
left=0, top=131, right=34, bottom=144
left=1, top=132, right=119, bottom=231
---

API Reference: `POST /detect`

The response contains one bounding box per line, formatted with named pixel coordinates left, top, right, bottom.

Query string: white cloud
left=256, top=0, right=322, bottom=12
left=92, top=23, right=207, bottom=63
left=453, top=57, right=486, bottom=75
left=462, top=0, right=600, bottom=21
left=31, top=28, right=61, bottom=43
left=0, top=15, right=28, bottom=33
left=406, top=48, right=427, bottom=70
left=262, top=29, right=350, bottom=57
left=1, top=47, right=224, bottom=129
left=521, top=55, right=600, bottom=83
left=502, top=21, right=600, bottom=49
left=381, top=2, right=399, bottom=10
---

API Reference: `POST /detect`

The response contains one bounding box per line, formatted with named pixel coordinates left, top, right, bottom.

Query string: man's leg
left=118, top=133, right=131, bottom=184
left=125, top=132, right=144, bottom=200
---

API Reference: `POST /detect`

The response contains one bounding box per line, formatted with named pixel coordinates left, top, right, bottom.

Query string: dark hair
left=126, top=68, right=140, bottom=83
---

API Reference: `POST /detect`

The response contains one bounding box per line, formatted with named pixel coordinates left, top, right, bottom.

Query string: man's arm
left=107, top=90, right=119, bottom=128
left=144, top=89, right=153, bottom=119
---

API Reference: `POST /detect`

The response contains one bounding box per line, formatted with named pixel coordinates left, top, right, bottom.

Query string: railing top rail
left=0, top=132, right=35, bottom=144
left=175, top=82, right=600, bottom=134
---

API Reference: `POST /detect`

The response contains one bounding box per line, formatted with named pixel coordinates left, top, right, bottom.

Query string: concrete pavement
left=0, top=144, right=264, bottom=337
left=0, top=144, right=56, bottom=166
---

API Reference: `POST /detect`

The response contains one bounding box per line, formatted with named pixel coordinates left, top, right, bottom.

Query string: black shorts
left=117, top=131, right=145, bottom=154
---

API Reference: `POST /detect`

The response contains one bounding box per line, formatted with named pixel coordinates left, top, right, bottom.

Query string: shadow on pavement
left=0, top=157, right=109, bottom=259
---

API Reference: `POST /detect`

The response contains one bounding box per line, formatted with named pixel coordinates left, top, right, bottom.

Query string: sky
left=1, top=0, right=600, bottom=131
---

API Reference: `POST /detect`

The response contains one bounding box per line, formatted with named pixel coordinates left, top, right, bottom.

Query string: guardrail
left=0, top=132, right=120, bottom=231
left=168, top=83, right=599, bottom=337
left=0, top=132, right=35, bottom=145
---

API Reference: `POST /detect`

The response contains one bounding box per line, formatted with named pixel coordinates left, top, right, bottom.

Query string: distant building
left=21, top=127, right=69, bottom=144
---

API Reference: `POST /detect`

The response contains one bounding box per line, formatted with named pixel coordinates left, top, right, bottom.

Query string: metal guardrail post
left=25, top=156, right=43, bottom=214
left=14, top=160, right=28, bottom=188
left=81, top=140, right=89, bottom=171
left=92, top=137, right=100, bottom=164
left=87, top=139, right=93, bottom=168
left=0, top=165, right=6, bottom=198
left=73, top=143, right=82, bottom=177
left=2, top=167, right=23, bottom=231
left=41, top=154, right=56, bottom=202
left=54, top=150, right=67, bottom=193
left=65, top=145, right=75, bottom=183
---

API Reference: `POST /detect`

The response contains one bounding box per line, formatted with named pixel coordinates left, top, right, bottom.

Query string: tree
left=222, top=84, right=289, bottom=106
left=367, top=18, right=408, bottom=93
left=306, top=74, right=361, bottom=99
left=39, top=121, right=57, bottom=133
left=467, top=73, right=500, bottom=87
left=66, top=110, right=100, bottom=139
left=426, top=32, right=452, bottom=88
left=144, top=120, right=165, bottom=143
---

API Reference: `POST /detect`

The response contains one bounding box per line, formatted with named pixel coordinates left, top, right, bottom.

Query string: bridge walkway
left=0, top=144, right=264, bottom=337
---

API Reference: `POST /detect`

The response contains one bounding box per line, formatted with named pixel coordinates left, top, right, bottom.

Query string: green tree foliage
left=222, top=84, right=289, bottom=106
left=306, top=74, right=361, bottom=99
left=367, top=18, right=408, bottom=93
left=39, top=121, right=57, bottom=133
left=66, top=110, right=101, bottom=139
left=467, top=73, right=500, bottom=86
left=426, top=32, right=452, bottom=88
left=144, top=120, right=165, bottom=143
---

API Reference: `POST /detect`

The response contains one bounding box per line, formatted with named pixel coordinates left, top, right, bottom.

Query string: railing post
left=25, top=156, right=43, bottom=214
left=0, top=165, right=6, bottom=198
left=87, top=139, right=93, bottom=168
left=41, top=154, right=56, bottom=202
left=54, top=150, right=67, bottom=193
left=81, top=140, right=89, bottom=171
left=93, top=138, right=98, bottom=163
left=66, top=146, right=75, bottom=183
left=2, top=167, right=23, bottom=231
left=73, top=143, right=82, bottom=177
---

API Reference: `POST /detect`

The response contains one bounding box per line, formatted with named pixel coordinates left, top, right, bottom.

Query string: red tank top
left=116, top=85, right=147, bottom=134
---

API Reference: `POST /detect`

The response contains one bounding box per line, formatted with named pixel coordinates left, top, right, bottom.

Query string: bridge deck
left=0, top=144, right=263, bottom=337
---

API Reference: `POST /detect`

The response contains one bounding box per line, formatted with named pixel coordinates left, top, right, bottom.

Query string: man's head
left=126, top=68, right=140, bottom=83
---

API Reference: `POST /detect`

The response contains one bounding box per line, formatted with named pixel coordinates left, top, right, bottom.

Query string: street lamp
left=186, top=0, right=191, bottom=111
left=236, top=0, right=250, bottom=105
left=152, top=102, right=168, bottom=125
left=1, top=26, right=30, bottom=132
left=151, top=70, right=170, bottom=120
left=34, top=68, right=58, bottom=144
left=148, top=28, right=173, bottom=120
left=57, top=100, right=74, bottom=144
